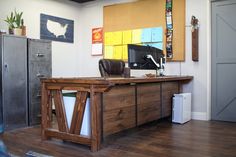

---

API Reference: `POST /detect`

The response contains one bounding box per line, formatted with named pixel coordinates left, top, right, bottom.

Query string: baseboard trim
left=191, top=112, right=208, bottom=121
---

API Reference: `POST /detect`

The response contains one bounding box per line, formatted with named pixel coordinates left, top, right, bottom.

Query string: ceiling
left=70, top=0, right=95, bottom=3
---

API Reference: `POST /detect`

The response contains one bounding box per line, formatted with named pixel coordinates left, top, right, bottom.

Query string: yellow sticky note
left=132, top=29, right=142, bottom=44
left=123, top=30, right=132, bottom=44
left=104, top=46, right=114, bottom=59
left=122, top=45, right=128, bottom=60
left=113, top=46, right=123, bottom=59
left=104, top=32, right=113, bottom=45
left=112, top=31, right=123, bottom=45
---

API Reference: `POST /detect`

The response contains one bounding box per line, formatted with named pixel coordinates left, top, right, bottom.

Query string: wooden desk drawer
left=137, top=83, right=161, bottom=125
left=103, top=85, right=135, bottom=111
left=103, top=85, right=135, bottom=136
left=137, top=83, right=160, bottom=104
left=137, top=102, right=161, bottom=125
left=103, top=106, right=135, bottom=137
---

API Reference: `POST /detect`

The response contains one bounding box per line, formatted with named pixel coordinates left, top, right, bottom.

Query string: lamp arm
left=146, top=54, right=160, bottom=68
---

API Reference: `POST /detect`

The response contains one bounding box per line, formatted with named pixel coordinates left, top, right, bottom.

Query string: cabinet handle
left=36, top=53, right=45, bottom=57
left=36, top=94, right=41, bottom=97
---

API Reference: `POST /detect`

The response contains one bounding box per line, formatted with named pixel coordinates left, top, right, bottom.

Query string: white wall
left=182, top=0, right=210, bottom=120
left=0, top=0, right=210, bottom=120
left=0, top=0, right=82, bottom=77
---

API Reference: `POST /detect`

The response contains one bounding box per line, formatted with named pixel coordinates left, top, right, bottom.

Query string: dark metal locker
left=28, top=39, right=52, bottom=125
left=0, top=35, right=28, bottom=130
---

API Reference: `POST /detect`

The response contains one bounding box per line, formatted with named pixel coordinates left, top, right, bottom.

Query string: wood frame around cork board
left=103, top=0, right=186, bottom=61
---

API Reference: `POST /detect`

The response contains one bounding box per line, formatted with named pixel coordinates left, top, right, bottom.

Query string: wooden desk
left=41, top=76, right=192, bottom=151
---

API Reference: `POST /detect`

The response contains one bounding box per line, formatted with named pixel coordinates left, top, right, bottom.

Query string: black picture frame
left=40, top=13, right=74, bottom=43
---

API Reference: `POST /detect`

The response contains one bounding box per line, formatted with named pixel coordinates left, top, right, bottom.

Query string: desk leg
left=90, top=89, right=102, bottom=152
left=41, top=82, right=51, bottom=140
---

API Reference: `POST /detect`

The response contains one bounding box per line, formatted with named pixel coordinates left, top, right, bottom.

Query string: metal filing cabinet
left=0, top=35, right=28, bottom=130
left=28, top=39, right=52, bottom=125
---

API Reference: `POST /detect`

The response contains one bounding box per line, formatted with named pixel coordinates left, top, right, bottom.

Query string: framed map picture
left=40, top=13, right=74, bottom=43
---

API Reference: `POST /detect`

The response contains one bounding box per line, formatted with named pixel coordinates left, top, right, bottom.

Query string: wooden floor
left=0, top=120, right=236, bottom=157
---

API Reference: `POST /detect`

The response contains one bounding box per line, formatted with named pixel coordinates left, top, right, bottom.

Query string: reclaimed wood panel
left=53, top=90, right=69, bottom=133
left=137, top=83, right=161, bottom=125
left=103, top=85, right=135, bottom=136
left=103, top=85, right=135, bottom=111
left=161, top=82, right=179, bottom=117
left=103, top=106, right=136, bottom=137
left=41, top=76, right=193, bottom=84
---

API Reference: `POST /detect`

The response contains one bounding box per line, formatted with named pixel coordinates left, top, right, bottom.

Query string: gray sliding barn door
left=211, top=0, right=236, bottom=122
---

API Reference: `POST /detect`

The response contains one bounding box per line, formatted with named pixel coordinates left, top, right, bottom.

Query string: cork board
left=103, top=0, right=185, bottom=61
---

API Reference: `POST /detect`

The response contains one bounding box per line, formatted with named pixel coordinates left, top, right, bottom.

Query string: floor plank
left=0, top=120, right=235, bottom=157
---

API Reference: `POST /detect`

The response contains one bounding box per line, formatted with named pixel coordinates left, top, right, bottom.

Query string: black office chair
left=98, top=59, right=125, bottom=77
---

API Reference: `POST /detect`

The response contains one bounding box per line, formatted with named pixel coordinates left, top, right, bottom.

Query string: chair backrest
left=99, top=59, right=125, bottom=77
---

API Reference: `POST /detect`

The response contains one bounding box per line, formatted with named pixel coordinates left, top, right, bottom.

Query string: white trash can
left=172, top=93, right=191, bottom=124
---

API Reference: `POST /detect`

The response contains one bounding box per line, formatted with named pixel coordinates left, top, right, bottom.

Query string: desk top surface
left=41, top=75, right=193, bottom=85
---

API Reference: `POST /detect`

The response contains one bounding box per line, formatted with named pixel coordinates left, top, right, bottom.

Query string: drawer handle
left=37, top=94, right=41, bottom=97
left=37, top=73, right=45, bottom=77
left=37, top=114, right=42, bottom=118
left=36, top=53, right=45, bottom=57
left=118, top=109, right=123, bottom=116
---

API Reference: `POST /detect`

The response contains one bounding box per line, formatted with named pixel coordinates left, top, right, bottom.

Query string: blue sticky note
left=150, top=43, right=163, bottom=50
left=152, top=27, right=163, bottom=42
left=141, top=28, right=152, bottom=43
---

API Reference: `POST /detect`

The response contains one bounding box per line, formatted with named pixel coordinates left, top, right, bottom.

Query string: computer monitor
left=128, top=44, right=164, bottom=70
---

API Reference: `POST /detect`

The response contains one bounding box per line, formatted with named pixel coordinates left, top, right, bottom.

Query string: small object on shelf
left=124, top=67, right=130, bottom=78
left=145, top=73, right=156, bottom=78
left=21, top=19, right=26, bottom=36
left=191, top=16, right=199, bottom=61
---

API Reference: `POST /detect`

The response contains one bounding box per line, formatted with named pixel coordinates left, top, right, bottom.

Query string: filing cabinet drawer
left=28, top=39, right=51, bottom=62
left=29, top=61, right=51, bottom=80
left=29, top=102, right=41, bottom=125
left=29, top=61, right=51, bottom=103
left=28, top=38, right=51, bottom=125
